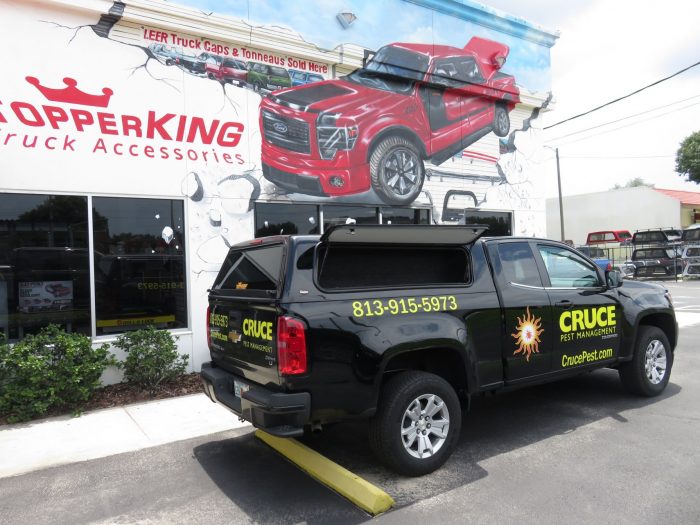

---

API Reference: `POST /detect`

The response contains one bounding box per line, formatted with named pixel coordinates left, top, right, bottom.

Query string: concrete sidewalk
left=0, top=393, right=250, bottom=479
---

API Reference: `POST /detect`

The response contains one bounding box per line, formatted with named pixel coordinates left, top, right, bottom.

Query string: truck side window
left=496, top=242, right=542, bottom=287
left=537, top=245, right=601, bottom=288
left=317, top=245, right=469, bottom=289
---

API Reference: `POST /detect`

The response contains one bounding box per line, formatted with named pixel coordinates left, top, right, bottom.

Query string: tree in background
left=676, top=131, right=700, bottom=184
left=612, top=177, right=653, bottom=189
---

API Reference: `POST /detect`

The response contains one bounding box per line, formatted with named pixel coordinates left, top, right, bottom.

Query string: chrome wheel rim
left=401, top=394, right=450, bottom=459
left=383, top=148, right=419, bottom=196
left=644, top=339, right=667, bottom=385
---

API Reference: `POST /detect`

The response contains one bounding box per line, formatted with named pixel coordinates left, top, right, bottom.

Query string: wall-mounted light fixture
left=336, top=11, right=358, bottom=29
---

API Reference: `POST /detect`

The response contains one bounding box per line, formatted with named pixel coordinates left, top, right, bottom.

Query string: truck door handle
left=555, top=300, right=573, bottom=309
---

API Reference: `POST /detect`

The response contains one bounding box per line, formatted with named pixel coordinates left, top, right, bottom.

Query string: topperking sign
left=0, top=75, right=247, bottom=166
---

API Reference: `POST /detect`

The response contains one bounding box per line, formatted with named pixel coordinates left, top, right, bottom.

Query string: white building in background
left=546, top=186, right=700, bottom=245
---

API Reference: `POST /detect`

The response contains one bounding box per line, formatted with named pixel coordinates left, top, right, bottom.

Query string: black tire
left=619, top=326, right=673, bottom=396
left=493, top=104, right=510, bottom=137
left=369, top=371, right=461, bottom=476
left=369, top=136, right=425, bottom=205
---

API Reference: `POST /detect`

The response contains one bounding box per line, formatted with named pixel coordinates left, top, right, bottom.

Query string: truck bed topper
left=320, top=224, right=488, bottom=245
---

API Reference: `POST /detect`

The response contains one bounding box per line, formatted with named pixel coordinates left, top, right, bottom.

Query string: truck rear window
left=213, top=244, right=284, bottom=291
left=317, top=245, right=469, bottom=289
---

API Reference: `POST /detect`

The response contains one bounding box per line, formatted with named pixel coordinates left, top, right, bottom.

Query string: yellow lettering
left=596, top=307, right=606, bottom=326
left=560, top=311, right=571, bottom=332
left=242, top=318, right=273, bottom=341
left=560, top=306, right=617, bottom=337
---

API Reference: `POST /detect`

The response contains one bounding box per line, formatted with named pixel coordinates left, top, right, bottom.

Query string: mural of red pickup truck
left=259, top=37, right=519, bottom=205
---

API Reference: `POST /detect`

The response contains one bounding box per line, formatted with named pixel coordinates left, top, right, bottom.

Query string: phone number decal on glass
left=351, top=296, right=458, bottom=318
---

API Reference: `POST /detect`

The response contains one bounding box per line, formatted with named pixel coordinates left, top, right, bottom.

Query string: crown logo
left=25, top=76, right=114, bottom=108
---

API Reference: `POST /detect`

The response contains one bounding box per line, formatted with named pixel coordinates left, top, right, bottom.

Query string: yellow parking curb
left=255, top=430, right=395, bottom=516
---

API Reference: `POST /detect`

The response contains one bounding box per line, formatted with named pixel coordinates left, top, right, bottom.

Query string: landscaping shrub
left=0, top=325, right=114, bottom=423
left=114, top=327, right=188, bottom=395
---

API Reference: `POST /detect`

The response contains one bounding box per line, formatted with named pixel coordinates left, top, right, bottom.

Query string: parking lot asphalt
left=2, top=282, right=700, bottom=525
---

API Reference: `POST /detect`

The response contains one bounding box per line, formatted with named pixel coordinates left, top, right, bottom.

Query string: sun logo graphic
left=511, top=306, right=544, bottom=362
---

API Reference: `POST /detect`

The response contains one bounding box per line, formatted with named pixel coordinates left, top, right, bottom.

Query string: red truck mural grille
left=262, top=110, right=311, bottom=154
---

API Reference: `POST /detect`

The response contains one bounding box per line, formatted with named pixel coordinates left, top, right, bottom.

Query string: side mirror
left=606, top=269, right=623, bottom=288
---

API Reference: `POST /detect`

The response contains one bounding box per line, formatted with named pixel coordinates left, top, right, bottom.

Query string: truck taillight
left=206, top=306, right=211, bottom=350
left=277, top=316, right=307, bottom=376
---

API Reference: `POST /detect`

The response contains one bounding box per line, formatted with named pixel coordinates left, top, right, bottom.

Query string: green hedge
left=0, top=325, right=114, bottom=423
left=114, top=326, right=188, bottom=395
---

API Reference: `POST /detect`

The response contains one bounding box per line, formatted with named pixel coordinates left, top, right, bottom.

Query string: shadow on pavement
left=303, top=369, right=680, bottom=507
left=196, top=368, right=680, bottom=517
left=193, top=432, right=369, bottom=525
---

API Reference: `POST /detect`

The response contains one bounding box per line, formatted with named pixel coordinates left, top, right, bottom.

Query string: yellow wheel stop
left=255, top=429, right=395, bottom=515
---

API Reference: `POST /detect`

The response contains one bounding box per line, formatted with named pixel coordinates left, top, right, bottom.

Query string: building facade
left=0, top=0, right=558, bottom=379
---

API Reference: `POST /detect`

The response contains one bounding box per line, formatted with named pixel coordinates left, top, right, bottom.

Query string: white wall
left=546, top=186, right=681, bottom=245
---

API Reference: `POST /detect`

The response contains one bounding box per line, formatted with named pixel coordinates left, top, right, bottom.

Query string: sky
left=185, top=0, right=700, bottom=199
left=192, top=0, right=553, bottom=91
left=482, top=0, right=700, bottom=198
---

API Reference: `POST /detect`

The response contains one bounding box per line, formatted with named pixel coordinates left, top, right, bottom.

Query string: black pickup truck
left=201, top=225, right=677, bottom=476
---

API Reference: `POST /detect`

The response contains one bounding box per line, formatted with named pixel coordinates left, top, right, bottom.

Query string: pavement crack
left=123, top=409, right=152, bottom=441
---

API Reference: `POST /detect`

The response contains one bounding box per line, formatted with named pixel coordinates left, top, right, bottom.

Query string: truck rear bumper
left=200, top=362, right=310, bottom=438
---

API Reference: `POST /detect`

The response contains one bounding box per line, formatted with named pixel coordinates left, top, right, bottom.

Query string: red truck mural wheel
left=493, top=104, right=510, bottom=137
left=370, top=136, right=425, bottom=205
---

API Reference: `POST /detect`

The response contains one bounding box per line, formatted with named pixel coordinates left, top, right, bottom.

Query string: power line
left=561, top=154, right=674, bottom=160
left=551, top=99, right=700, bottom=147
left=547, top=94, right=700, bottom=142
left=544, top=59, right=700, bottom=130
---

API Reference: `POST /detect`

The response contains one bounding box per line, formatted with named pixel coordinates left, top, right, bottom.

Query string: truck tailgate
left=208, top=296, right=280, bottom=387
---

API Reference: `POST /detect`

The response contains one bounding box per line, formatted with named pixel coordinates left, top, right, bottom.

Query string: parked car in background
left=206, top=57, right=248, bottom=84
left=628, top=247, right=684, bottom=278
left=149, top=43, right=180, bottom=66
left=575, top=246, right=612, bottom=271
left=175, top=51, right=215, bottom=75
left=680, top=244, right=700, bottom=277
left=682, top=226, right=700, bottom=244
left=247, top=62, right=292, bottom=92
left=586, top=230, right=632, bottom=246
left=632, top=228, right=682, bottom=246
left=289, top=69, right=325, bottom=86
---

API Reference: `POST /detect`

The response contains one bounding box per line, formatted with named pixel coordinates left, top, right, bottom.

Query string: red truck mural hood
left=270, top=79, right=402, bottom=118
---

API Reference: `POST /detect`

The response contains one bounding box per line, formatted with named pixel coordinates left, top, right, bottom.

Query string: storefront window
left=254, top=203, right=319, bottom=237
left=92, top=197, right=187, bottom=335
left=323, top=205, right=379, bottom=231
left=463, top=210, right=513, bottom=236
left=381, top=208, right=430, bottom=224
left=0, top=193, right=90, bottom=341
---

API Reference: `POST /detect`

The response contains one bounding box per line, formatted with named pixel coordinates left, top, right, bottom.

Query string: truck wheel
left=493, top=105, right=510, bottom=137
left=370, top=136, right=425, bottom=205
left=619, top=326, right=673, bottom=397
left=369, top=371, right=461, bottom=476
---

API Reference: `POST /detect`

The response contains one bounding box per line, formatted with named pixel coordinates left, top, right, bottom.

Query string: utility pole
left=555, top=147, right=565, bottom=242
